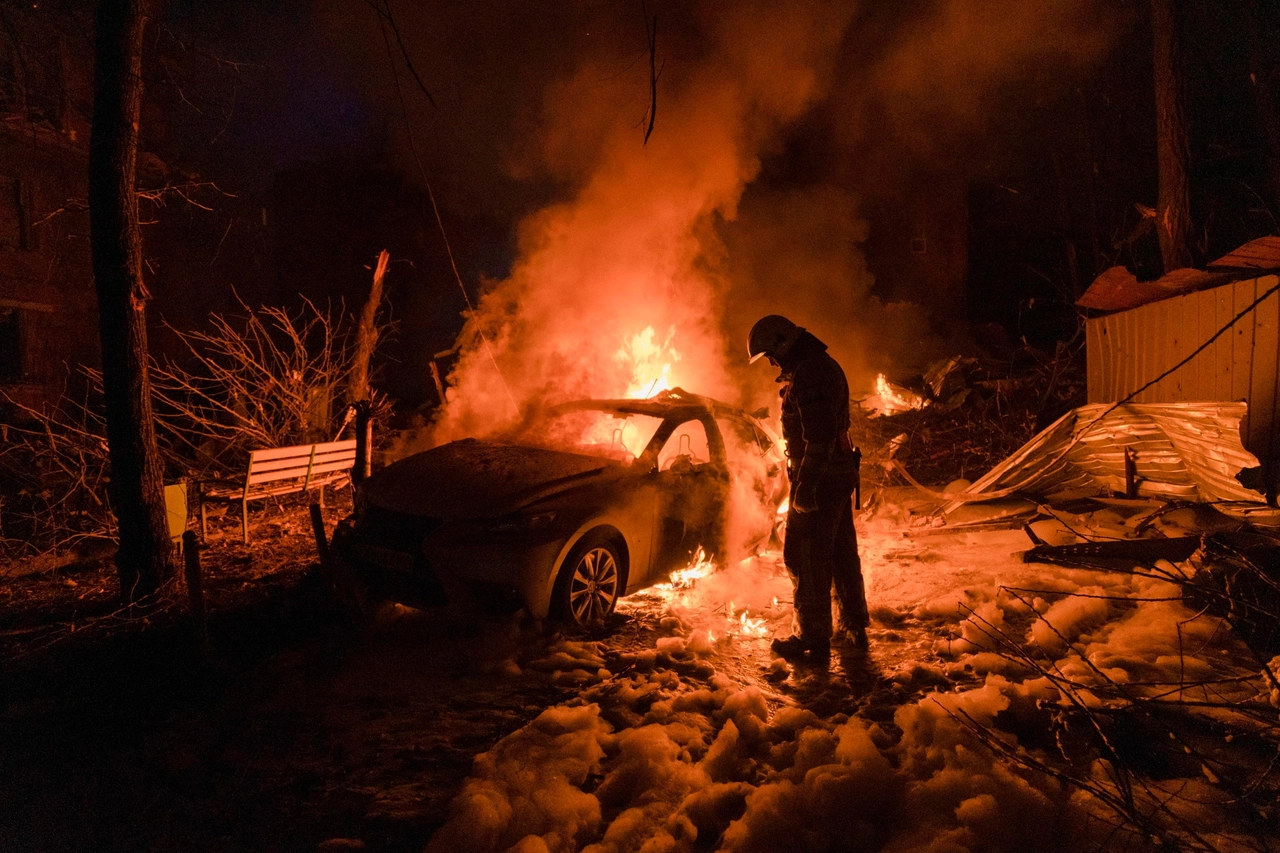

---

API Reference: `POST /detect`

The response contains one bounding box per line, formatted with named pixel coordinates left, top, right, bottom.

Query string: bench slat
left=249, top=467, right=326, bottom=486
left=249, top=457, right=316, bottom=476
left=246, top=464, right=354, bottom=487
left=246, top=472, right=349, bottom=495
left=310, top=440, right=357, bottom=454
left=305, top=459, right=357, bottom=476
left=311, top=446, right=357, bottom=460
left=310, top=453, right=356, bottom=467
left=250, top=446, right=315, bottom=464
left=250, top=440, right=355, bottom=463
left=247, top=455, right=355, bottom=481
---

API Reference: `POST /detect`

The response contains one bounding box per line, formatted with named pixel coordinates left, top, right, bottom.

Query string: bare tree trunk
left=348, top=249, right=389, bottom=406
left=89, top=0, right=175, bottom=602
left=1151, top=0, right=1195, bottom=272
left=1247, top=0, right=1280, bottom=222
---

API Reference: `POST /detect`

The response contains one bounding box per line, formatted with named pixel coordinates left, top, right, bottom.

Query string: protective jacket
left=777, top=331, right=859, bottom=506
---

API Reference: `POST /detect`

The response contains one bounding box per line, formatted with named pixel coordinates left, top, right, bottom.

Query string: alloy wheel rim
left=568, top=547, right=619, bottom=626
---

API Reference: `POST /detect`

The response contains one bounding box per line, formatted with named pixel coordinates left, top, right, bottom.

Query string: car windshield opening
left=514, top=408, right=663, bottom=463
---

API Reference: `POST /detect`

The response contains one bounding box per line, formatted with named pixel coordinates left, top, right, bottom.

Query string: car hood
left=363, top=438, right=617, bottom=518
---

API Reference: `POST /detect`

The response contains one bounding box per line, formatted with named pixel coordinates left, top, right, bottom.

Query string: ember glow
left=868, top=372, right=926, bottom=415
left=645, top=549, right=784, bottom=643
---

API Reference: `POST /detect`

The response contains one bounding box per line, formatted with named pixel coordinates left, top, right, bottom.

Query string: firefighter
left=748, top=314, right=868, bottom=660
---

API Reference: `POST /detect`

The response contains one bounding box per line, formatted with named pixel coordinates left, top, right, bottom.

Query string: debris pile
left=852, top=347, right=1087, bottom=491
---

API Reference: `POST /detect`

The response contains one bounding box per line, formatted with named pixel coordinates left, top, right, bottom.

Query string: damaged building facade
left=0, top=7, right=99, bottom=413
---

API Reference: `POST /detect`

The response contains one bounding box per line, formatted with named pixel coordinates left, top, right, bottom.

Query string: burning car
left=332, top=388, right=786, bottom=627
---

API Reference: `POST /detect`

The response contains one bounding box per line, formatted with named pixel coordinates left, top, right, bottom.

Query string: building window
left=0, top=309, right=23, bottom=382
left=0, top=176, right=31, bottom=250
left=0, top=26, right=65, bottom=129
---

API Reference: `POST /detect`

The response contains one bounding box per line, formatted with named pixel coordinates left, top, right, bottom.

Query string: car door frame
left=636, top=410, right=730, bottom=584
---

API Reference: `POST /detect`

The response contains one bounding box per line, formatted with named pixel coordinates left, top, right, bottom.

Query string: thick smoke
left=315, top=0, right=1123, bottom=428
left=428, top=1, right=858, bottom=441
left=429, top=0, right=1122, bottom=436
left=844, top=0, right=1121, bottom=164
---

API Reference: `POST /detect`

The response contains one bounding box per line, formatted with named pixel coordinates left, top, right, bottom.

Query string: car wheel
left=553, top=532, right=625, bottom=629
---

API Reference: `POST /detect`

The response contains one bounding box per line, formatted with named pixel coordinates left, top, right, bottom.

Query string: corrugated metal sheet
left=1077, top=266, right=1234, bottom=312
left=1206, top=236, right=1280, bottom=272
left=1086, top=274, right=1280, bottom=464
left=942, top=402, right=1263, bottom=514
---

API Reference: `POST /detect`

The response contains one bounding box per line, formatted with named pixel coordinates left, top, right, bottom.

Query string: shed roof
left=1077, top=237, right=1280, bottom=314
left=1206, top=236, right=1280, bottom=272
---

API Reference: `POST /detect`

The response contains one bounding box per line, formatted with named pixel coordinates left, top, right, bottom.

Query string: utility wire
left=1095, top=277, right=1280, bottom=413
left=372, top=0, right=437, bottom=108
left=375, top=4, right=520, bottom=418
left=920, top=276, right=1280, bottom=506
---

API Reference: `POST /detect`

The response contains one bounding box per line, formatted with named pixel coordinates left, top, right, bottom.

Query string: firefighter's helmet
left=747, top=314, right=802, bottom=364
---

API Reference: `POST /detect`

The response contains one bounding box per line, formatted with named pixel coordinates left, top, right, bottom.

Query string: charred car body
left=332, top=389, right=785, bottom=627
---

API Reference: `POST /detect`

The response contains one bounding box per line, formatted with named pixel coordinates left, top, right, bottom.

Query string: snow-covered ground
left=424, top=500, right=1279, bottom=853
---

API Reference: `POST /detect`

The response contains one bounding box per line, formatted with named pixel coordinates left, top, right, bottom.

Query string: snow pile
left=425, top=511, right=1276, bottom=852
left=524, top=639, right=614, bottom=687
left=427, top=655, right=1087, bottom=852
left=425, top=705, right=608, bottom=853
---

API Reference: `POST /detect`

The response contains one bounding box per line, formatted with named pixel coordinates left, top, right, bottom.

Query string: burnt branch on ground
left=944, top=561, right=1280, bottom=852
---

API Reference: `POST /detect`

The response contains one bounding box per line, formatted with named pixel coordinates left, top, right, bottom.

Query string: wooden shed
left=1081, top=238, right=1280, bottom=496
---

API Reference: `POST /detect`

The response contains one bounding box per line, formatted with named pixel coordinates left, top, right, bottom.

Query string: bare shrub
left=947, top=559, right=1280, bottom=852
left=0, top=385, right=115, bottom=563
left=0, top=290, right=392, bottom=565
left=148, top=295, right=392, bottom=478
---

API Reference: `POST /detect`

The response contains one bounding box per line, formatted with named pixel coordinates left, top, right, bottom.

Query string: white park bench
left=199, top=440, right=357, bottom=544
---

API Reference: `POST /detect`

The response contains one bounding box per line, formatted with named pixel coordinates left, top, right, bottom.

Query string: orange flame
left=871, top=373, right=925, bottom=415
left=658, top=546, right=715, bottom=591
left=726, top=600, right=770, bottom=638
left=620, top=326, right=680, bottom=399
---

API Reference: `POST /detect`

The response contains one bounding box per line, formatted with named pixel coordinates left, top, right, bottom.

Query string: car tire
left=552, top=531, right=626, bottom=630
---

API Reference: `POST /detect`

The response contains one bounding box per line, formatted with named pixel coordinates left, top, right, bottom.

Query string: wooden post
left=353, top=400, right=373, bottom=487
left=182, top=530, right=210, bottom=655
left=1124, top=448, right=1139, bottom=498
left=310, top=501, right=332, bottom=577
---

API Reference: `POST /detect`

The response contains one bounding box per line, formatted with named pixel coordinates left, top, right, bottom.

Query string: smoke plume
left=311, top=0, right=1124, bottom=432
left=428, top=1, right=857, bottom=440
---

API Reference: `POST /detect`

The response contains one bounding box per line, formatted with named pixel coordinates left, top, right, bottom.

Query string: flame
left=419, top=2, right=855, bottom=450
left=871, top=373, right=925, bottom=415
left=738, top=611, right=769, bottom=638
left=726, top=601, right=770, bottom=638
left=776, top=496, right=790, bottom=516
left=644, top=548, right=781, bottom=645
left=658, top=546, right=716, bottom=591
left=620, top=326, right=680, bottom=399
